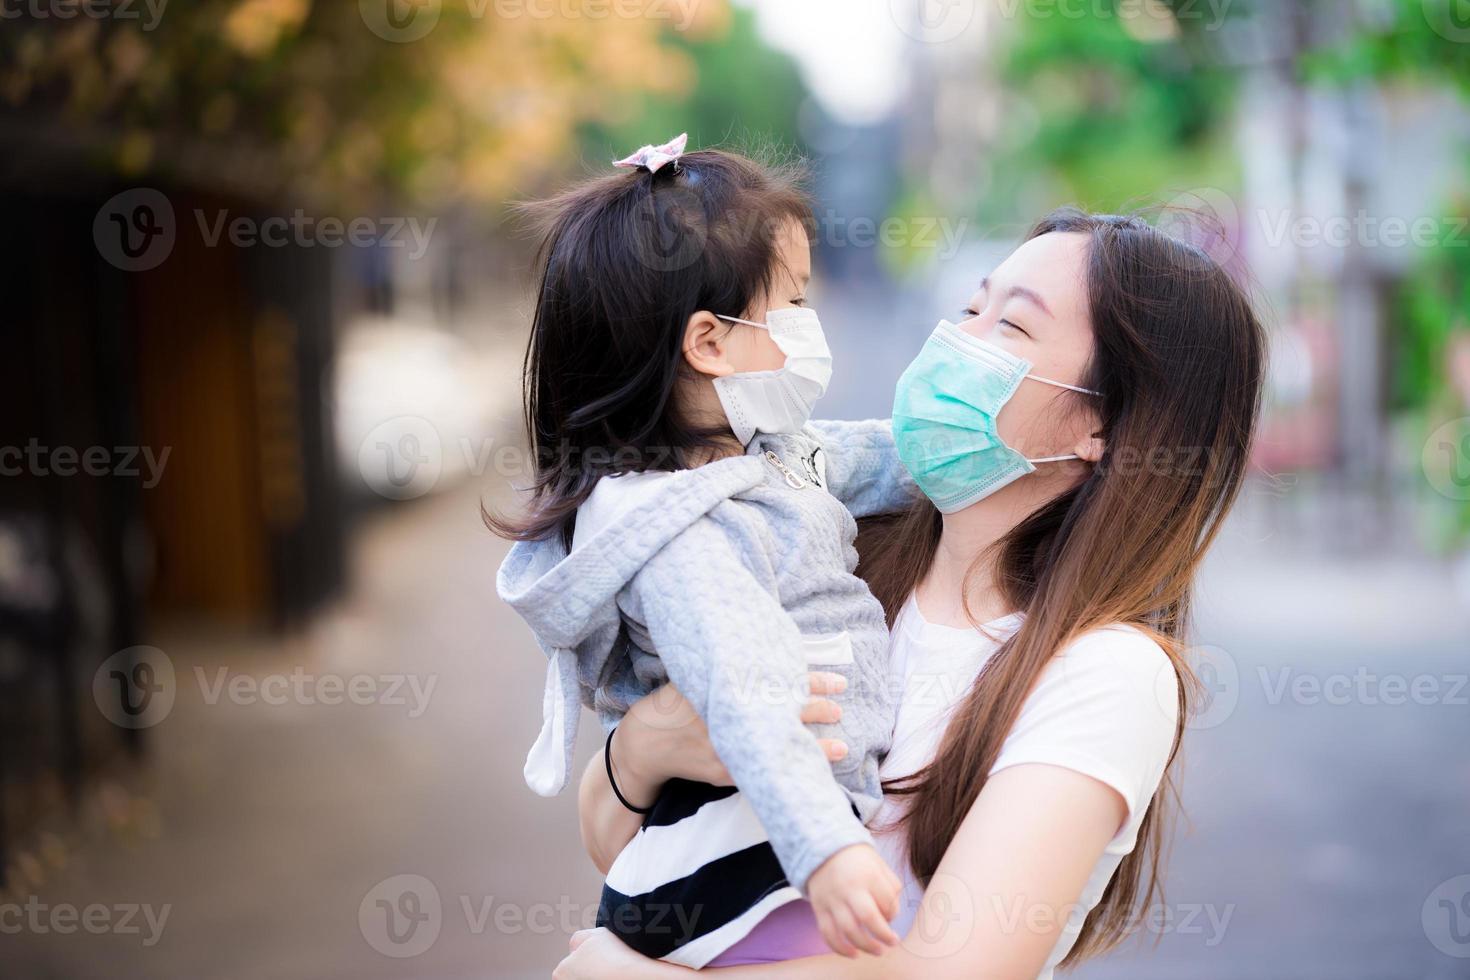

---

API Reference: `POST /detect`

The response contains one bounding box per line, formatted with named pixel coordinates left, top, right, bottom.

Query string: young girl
left=493, top=135, right=915, bottom=967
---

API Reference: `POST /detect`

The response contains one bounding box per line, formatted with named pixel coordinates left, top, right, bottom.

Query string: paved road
left=7, top=474, right=1468, bottom=979
left=7, top=476, right=603, bottom=979
left=1074, top=488, right=1470, bottom=980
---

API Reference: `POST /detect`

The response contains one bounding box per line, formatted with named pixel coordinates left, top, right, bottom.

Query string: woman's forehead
left=985, top=232, right=1091, bottom=321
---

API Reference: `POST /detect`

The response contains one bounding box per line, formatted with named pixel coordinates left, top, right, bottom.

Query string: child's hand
left=805, top=843, right=902, bottom=957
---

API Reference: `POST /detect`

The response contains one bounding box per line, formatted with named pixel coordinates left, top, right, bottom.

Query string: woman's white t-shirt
left=870, top=596, right=1180, bottom=979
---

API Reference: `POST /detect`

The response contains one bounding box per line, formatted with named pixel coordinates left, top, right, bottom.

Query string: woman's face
left=956, top=231, right=1099, bottom=462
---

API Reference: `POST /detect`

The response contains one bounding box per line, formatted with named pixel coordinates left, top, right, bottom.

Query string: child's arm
left=625, top=518, right=876, bottom=891
left=807, top=419, right=917, bottom=518
left=578, top=674, right=853, bottom=874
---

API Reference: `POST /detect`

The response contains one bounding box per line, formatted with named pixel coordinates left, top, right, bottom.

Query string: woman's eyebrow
left=979, top=276, right=1053, bottom=318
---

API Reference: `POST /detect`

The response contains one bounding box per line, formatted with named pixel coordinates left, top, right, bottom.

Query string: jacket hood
left=496, top=456, right=766, bottom=650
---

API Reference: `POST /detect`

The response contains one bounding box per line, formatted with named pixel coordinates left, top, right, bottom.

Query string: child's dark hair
left=487, top=147, right=813, bottom=548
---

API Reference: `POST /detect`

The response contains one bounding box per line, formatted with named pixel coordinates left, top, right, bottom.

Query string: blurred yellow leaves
left=2, top=0, right=726, bottom=206
left=223, top=0, right=310, bottom=56
left=415, top=4, right=699, bottom=201
left=1117, top=0, right=1180, bottom=44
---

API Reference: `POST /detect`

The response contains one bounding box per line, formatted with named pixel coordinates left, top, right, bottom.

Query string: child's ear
left=683, top=312, right=735, bottom=379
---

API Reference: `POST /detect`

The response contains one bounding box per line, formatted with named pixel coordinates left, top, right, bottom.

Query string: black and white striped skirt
left=597, top=778, right=801, bottom=967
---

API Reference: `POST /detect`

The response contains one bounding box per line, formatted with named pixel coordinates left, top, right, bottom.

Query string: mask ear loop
left=1020, top=374, right=1103, bottom=464
left=715, top=314, right=770, bottom=331
left=1024, top=373, right=1103, bottom=397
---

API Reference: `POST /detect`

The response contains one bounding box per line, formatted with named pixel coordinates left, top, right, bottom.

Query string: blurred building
left=0, top=164, right=349, bottom=881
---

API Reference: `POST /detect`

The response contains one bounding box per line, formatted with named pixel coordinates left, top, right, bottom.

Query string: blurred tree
left=579, top=4, right=806, bottom=165
left=1306, top=0, right=1470, bottom=96
left=1307, top=0, right=1470, bottom=540
left=1393, top=216, right=1470, bottom=412
left=982, top=0, right=1240, bottom=221
left=1308, top=0, right=1470, bottom=412
left=0, top=0, right=748, bottom=207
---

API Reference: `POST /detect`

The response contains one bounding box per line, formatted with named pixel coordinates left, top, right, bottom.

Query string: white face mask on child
left=712, top=307, right=833, bottom=445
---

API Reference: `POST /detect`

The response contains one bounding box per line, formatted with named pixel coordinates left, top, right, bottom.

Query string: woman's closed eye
left=960, top=303, right=1030, bottom=338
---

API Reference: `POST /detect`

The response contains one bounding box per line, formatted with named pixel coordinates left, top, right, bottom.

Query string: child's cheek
left=745, top=330, right=788, bottom=372
left=724, top=328, right=786, bottom=374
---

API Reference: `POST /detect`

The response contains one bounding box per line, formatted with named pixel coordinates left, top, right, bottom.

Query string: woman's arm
left=577, top=733, right=653, bottom=876
left=577, top=675, right=850, bottom=873
left=560, top=762, right=1125, bottom=980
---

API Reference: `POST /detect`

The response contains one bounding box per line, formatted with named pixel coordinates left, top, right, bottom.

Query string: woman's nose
left=956, top=310, right=991, bottom=338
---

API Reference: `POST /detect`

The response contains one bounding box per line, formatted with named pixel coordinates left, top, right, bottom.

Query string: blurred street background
left=2, top=1, right=1468, bottom=977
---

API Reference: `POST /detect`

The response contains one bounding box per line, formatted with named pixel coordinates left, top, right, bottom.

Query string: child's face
left=722, top=218, right=813, bottom=374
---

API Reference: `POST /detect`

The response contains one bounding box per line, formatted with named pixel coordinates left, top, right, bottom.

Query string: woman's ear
left=1075, top=431, right=1106, bottom=463
left=683, top=312, right=734, bottom=379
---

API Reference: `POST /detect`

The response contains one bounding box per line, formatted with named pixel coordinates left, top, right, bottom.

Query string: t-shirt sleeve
left=988, top=626, right=1180, bottom=847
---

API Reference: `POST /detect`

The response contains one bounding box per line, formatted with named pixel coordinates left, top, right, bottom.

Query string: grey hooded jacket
left=496, top=419, right=915, bottom=891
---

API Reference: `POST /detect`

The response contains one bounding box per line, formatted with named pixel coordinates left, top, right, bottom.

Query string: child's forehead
left=771, top=218, right=812, bottom=279
left=774, top=215, right=812, bottom=249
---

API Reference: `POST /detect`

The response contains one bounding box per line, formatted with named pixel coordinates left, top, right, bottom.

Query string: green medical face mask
left=892, top=320, right=1102, bottom=514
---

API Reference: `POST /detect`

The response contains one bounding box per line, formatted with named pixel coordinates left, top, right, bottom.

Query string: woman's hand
left=578, top=673, right=850, bottom=873
left=556, top=928, right=685, bottom=979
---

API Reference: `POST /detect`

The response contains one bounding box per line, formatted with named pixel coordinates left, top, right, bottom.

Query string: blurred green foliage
left=1308, top=0, right=1470, bottom=415
left=983, top=0, right=1241, bottom=221
left=579, top=5, right=806, bottom=166
left=1393, top=220, right=1470, bottom=412
left=1308, top=0, right=1470, bottom=539
left=1305, top=0, right=1470, bottom=95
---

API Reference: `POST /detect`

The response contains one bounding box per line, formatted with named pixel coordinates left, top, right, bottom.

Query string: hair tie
left=604, top=725, right=653, bottom=815
left=613, top=132, right=688, bottom=175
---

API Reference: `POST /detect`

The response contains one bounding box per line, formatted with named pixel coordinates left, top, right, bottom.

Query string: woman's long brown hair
left=858, top=208, right=1265, bottom=965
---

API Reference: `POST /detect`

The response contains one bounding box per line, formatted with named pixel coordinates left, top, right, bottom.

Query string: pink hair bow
left=613, top=132, right=688, bottom=174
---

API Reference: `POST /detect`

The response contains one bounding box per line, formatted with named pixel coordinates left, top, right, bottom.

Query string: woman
left=560, top=208, right=1266, bottom=978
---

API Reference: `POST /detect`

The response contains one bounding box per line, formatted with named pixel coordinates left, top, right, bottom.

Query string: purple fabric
left=705, top=899, right=827, bottom=967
